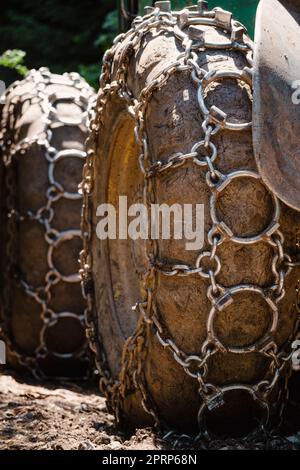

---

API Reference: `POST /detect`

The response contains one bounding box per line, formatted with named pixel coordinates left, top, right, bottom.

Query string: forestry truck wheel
left=0, top=68, right=95, bottom=379
left=81, top=3, right=300, bottom=437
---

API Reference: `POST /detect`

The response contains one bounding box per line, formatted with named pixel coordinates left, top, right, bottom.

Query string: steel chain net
left=80, top=2, right=300, bottom=446
left=0, top=67, right=95, bottom=380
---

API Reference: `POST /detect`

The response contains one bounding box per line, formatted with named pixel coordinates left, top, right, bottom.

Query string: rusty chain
left=0, top=67, right=95, bottom=380
left=80, top=1, right=300, bottom=439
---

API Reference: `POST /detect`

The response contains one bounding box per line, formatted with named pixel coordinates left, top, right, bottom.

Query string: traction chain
left=80, top=2, right=300, bottom=438
left=0, top=67, right=95, bottom=379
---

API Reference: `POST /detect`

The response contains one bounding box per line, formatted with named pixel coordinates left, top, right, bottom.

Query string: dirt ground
left=1, top=369, right=300, bottom=451
left=0, top=370, right=163, bottom=451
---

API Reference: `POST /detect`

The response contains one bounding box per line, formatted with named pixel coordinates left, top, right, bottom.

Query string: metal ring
left=198, top=70, right=252, bottom=131
left=210, top=170, right=281, bottom=244
left=48, top=149, right=86, bottom=200
left=41, top=307, right=56, bottom=323
left=207, top=284, right=278, bottom=354
left=191, top=140, right=217, bottom=167
left=47, top=92, right=89, bottom=126
left=197, top=384, right=269, bottom=439
left=46, top=184, right=63, bottom=202
left=47, top=230, right=82, bottom=283
left=45, top=270, right=61, bottom=286
left=196, top=251, right=221, bottom=279
left=39, top=312, right=86, bottom=358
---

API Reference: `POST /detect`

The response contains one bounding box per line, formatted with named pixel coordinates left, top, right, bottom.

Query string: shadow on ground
left=0, top=368, right=300, bottom=450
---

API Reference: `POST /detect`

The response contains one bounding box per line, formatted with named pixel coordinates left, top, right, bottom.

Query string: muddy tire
left=0, top=68, right=95, bottom=379
left=86, top=8, right=300, bottom=436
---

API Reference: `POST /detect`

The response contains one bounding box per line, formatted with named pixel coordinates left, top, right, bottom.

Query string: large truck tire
left=81, top=4, right=300, bottom=437
left=0, top=68, right=95, bottom=379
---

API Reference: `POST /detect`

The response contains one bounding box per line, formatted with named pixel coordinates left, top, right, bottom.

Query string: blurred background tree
left=0, top=0, right=258, bottom=89
left=0, top=0, right=118, bottom=88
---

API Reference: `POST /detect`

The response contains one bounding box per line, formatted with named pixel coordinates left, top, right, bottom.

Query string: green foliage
left=0, top=1, right=258, bottom=89
left=78, top=10, right=118, bottom=87
left=95, top=10, right=119, bottom=49
left=0, top=0, right=115, bottom=88
left=139, top=1, right=258, bottom=37
left=0, top=49, right=28, bottom=77
left=78, top=63, right=101, bottom=89
left=202, top=0, right=259, bottom=37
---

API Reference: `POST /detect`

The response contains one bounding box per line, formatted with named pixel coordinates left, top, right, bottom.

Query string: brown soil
left=0, top=369, right=300, bottom=450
